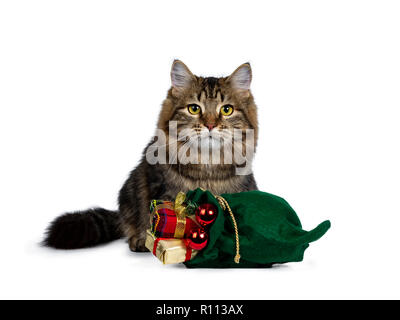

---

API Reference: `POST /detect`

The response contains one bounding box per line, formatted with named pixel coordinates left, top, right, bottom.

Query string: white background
left=1, top=0, right=399, bottom=300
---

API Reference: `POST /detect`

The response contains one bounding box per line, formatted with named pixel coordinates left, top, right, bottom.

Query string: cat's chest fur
left=156, top=164, right=256, bottom=200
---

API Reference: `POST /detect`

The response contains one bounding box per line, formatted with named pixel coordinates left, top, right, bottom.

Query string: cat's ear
left=171, top=60, right=195, bottom=94
left=228, top=63, right=252, bottom=96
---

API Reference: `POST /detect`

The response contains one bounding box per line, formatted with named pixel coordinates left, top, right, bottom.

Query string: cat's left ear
left=228, top=63, right=252, bottom=97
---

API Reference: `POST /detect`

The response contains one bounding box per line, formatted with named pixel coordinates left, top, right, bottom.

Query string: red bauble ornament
left=195, top=203, right=217, bottom=227
left=187, top=228, right=208, bottom=250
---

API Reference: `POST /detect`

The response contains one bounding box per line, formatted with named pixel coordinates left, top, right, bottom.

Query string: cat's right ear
left=171, top=60, right=195, bottom=95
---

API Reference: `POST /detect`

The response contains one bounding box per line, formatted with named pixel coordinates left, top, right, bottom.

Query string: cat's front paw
left=129, top=236, right=149, bottom=252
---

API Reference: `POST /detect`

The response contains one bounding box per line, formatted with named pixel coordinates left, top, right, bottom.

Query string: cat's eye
left=187, top=104, right=201, bottom=115
left=220, top=104, right=234, bottom=116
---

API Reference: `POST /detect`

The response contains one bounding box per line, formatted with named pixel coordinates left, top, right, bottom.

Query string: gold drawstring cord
left=215, top=195, right=241, bottom=264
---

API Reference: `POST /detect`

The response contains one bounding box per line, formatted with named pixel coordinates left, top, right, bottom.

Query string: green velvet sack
left=183, top=188, right=330, bottom=268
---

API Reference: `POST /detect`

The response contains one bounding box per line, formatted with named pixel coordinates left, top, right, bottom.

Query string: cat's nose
left=205, top=123, right=216, bottom=131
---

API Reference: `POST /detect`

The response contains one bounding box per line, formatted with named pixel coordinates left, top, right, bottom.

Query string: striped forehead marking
left=198, top=77, right=224, bottom=101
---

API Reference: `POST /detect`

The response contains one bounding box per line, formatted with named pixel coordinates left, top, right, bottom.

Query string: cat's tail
left=43, top=208, right=123, bottom=249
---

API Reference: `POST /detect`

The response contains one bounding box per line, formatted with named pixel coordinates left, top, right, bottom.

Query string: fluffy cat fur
left=44, top=60, right=258, bottom=252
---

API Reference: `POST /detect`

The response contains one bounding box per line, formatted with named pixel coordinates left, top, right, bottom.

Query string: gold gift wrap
left=145, top=230, right=197, bottom=265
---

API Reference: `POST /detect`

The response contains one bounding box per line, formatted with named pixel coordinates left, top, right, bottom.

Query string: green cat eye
left=220, top=104, right=234, bottom=116
left=188, top=104, right=201, bottom=115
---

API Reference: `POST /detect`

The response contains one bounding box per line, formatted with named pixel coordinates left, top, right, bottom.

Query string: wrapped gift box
left=145, top=230, right=198, bottom=265
left=150, top=199, right=198, bottom=238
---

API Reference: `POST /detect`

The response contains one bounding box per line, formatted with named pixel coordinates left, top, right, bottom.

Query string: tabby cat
left=44, top=60, right=259, bottom=252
